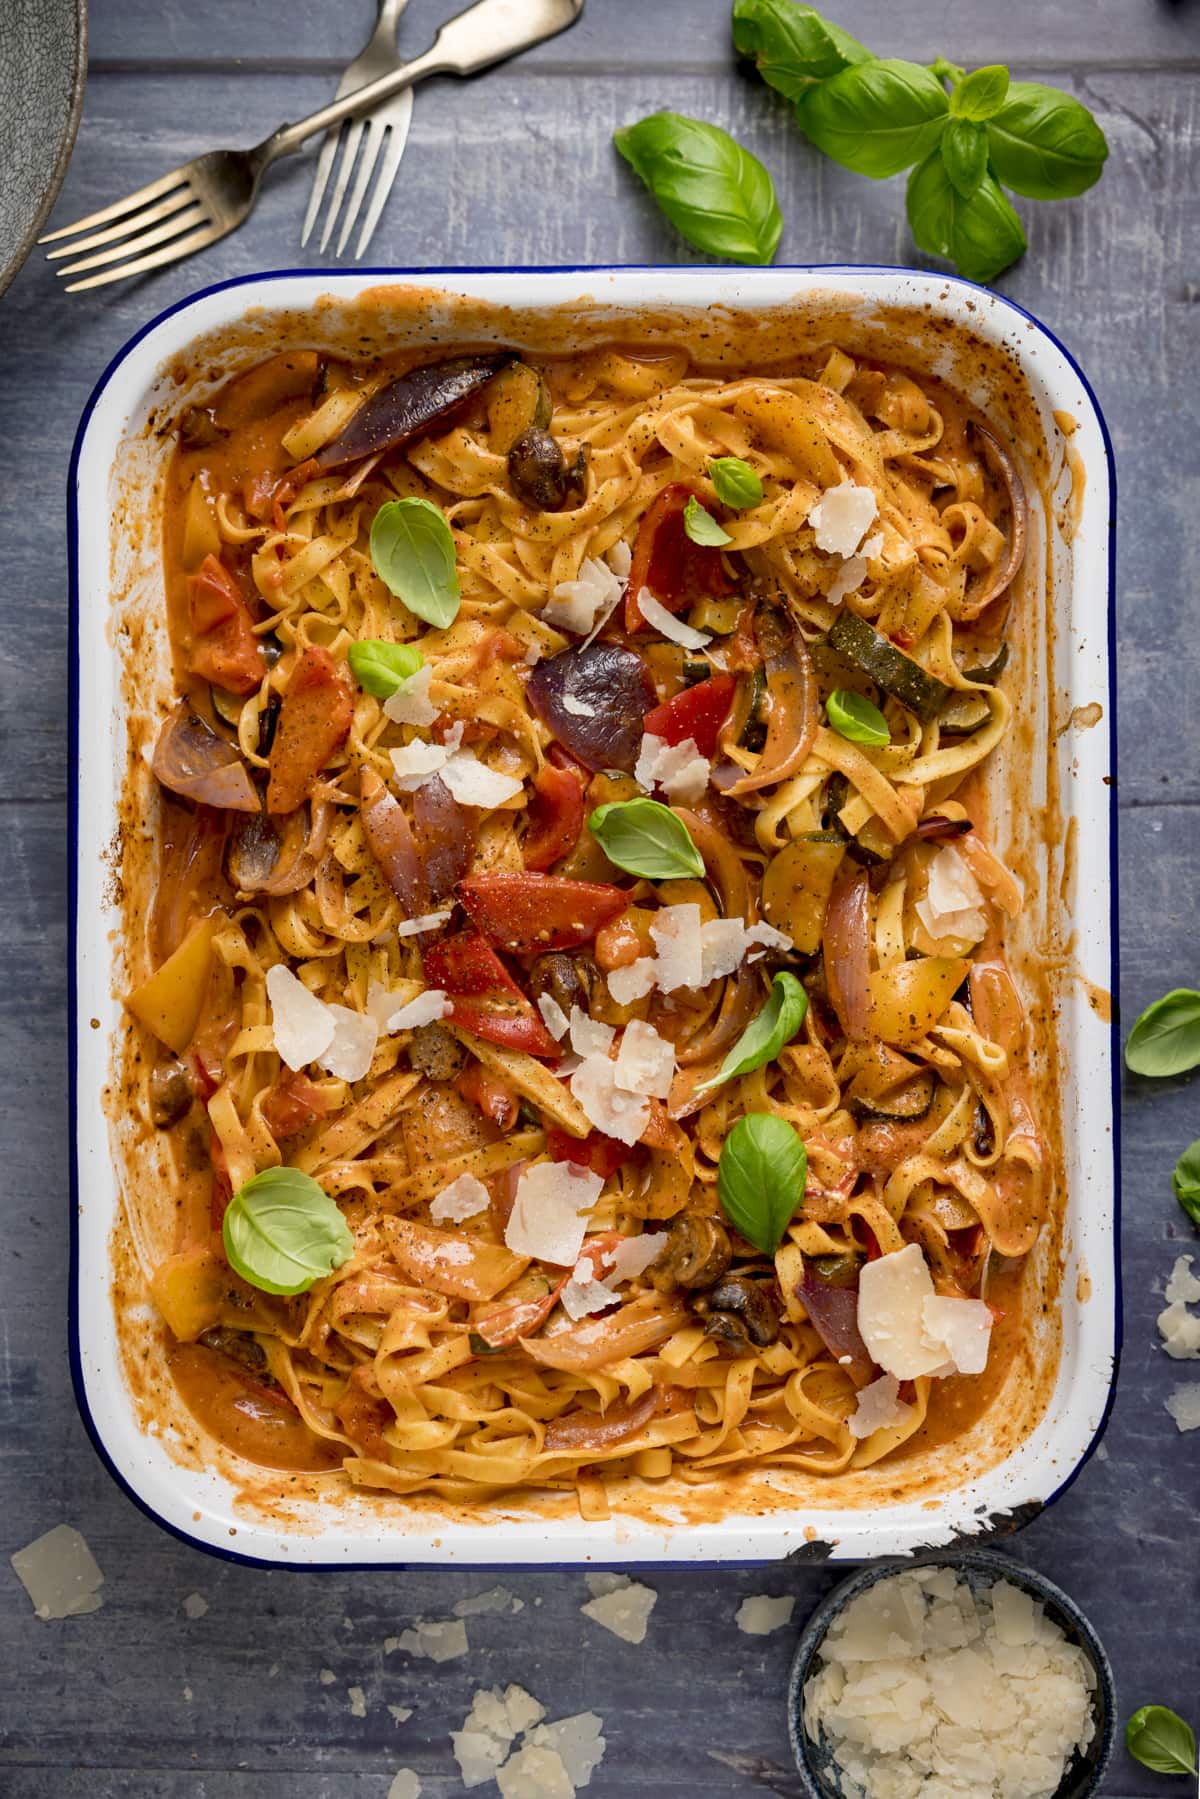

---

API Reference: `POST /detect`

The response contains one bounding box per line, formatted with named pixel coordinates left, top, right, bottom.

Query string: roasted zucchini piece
left=487, top=361, right=552, bottom=453
left=826, top=613, right=951, bottom=723
left=962, top=640, right=1010, bottom=686
left=938, top=691, right=992, bottom=734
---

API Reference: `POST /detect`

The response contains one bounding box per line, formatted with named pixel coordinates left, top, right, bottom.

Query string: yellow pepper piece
left=125, top=915, right=217, bottom=1054
left=149, top=1245, right=227, bottom=1342
left=867, top=956, right=970, bottom=1048
left=181, top=474, right=222, bottom=572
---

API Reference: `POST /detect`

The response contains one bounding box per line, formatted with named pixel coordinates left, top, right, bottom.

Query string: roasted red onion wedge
left=413, top=774, right=475, bottom=903
left=315, top=353, right=513, bottom=469
left=527, top=642, right=655, bottom=773
left=797, top=1269, right=874, bottom=1386
left=151, top=700, right=260, bottom=813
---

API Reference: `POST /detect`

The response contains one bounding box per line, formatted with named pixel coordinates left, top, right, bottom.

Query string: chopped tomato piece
left=423, top=929, right=560, bottom=1059
left=522, top=765, right=586, bottom=872
left=642, top=673, right=736, bottom=757
left=270, top=457, right=320, bottom=531
left=457, top=873, right=626, bottom=953
left=472, top=627, right=526, bottom=669
left=456, top=1062, right=520, bottom=1132
left=187, top=554, right=266, bottom=697
left=266, top=644, right=354, bottom=815
left=471, top=1271, right=567, bottom=1350
left=546, top=1127, right=632, bottom=1182
left=624, top=482, right=736, bottom=633
left=261, top=1070, right=333, bottom=1141
left=333, top=1365, right=392, bottom=1460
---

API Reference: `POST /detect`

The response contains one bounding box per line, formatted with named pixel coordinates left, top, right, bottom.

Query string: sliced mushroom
left=408, top=1022, right=467, bottom=1083
left=694, top=1273, right=780, bottom=1348
left=149, top=1056, right=194, bottom=1127
left=651, top=1214, right=732, bottom=1291
left=508, top=428, right=585, bottom=511
left=527, top=952, right=596, bottom=1020
left=196, top=1326, right=268, bottom=1373
left=225, top=794, right=334, bottom=897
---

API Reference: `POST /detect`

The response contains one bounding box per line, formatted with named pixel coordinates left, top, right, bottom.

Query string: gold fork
left=41, top=0, right=583, bottom=292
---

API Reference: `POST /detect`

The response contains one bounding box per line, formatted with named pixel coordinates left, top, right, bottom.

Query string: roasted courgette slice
left=826, top=613, right=951, bottom=723
left=962, top=641, right=1010, bottom=686
left=938, top=691, right=992, bottom=735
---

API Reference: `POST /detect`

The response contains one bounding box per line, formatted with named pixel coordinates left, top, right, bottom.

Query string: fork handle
left=259, top=0, right=581, bottom=165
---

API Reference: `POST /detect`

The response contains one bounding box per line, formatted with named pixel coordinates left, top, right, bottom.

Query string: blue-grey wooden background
left=1, top=2, right=1197, bottom=1793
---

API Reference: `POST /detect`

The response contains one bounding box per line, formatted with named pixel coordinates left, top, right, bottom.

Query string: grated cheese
left=391, top=1617, right=469, bottom=1663
left=505, top=1161, right=602, bottom=1265
left=802, top=1569, right=1096, bottom=1799
left=267, top=963, right=335, bottom=1070
left=848, top=1372, right=916, bottom=1440
left=11, top=1525, right=104, bottom=1621
left=634, top=731, right=711, bottom=804
left=736, top=1594, right=795, bottom=1636
left=635, top=589, right=712, bottom=649
left=808, top=482, right=878, bottom=558
left=431, top=1172, right=491, bottom=1224
left=1158, top=1254, right=1200, bottom=1359
left=581, top=1575, right=657, bottom=1644
left=1166, top=1384, right=1200, bottom=1431
left=382, top=662, right=437, bottom=726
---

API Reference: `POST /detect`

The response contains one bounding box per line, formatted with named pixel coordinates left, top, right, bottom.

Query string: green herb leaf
left=718, top=1113, right=808, bottom=1255
left=589, top=797, right=704, bottom=881
left=731, top=0, right=872, bottom=103
left=906, top=150, right=1027, bottom=283
left=986, top=82, right=1109, bottom=199
left=347, top=638, right=424, bottom=700
left=222, top=1167, right=355, bottom=1297
left=614, top=111, right=783, bottom=265
left=683, top=495, right=732, bottom=547
left=940, top=118, right=989, bottom=199
left=1125, top=989, right=1200, bottom=1078
left=1173, top=1139, right=1200, bottom=1228
left=949, top=65, right=1010, bottom=122
left=709, top=456, right=764, bottom=509
left=827, top=688, right=890, bottom=747
left=1125, top=1706, right=1199, bottom=1778
left=797, top=59, right=949, bottom=179
left=369, top=497, right=461, bottom=629
left=700, top=972, right=808, bottom=1095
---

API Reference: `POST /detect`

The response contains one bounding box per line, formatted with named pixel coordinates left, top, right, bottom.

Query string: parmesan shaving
left=562, top=694, right=596, bottom=718
left=11, top=1525, right=104, bottom=1620
left=848, top=1373, right=916, bottom=1440
left=496, top=1745, right=574, bottom=1799
left=537, top=993, right=570, bottom=1041
left=431, top=1172, right=491, bottom=1223
left=1158, top=1254, right=1200, bottom=1359
left=384, top=989, right=451, bottom=1030
left=613, top=1018, right=675, bottom=1098
left=453, top=1587, right=525, bottom=1617
left=569, top=1007, right=614, bottom=1058
left=396, top=909, right=452, bottom=938
left=634, top=589, right=712, bottom=648
left=526, top=1715, right=607, bottom=1790
left=267, top=963, right=335, bottom=1070
left=651, top=903, right=703, bottom=991
left=382, top=662, right=437, bottom=726
left=542, top=556, right=624, bottom=637
left=319, top=1004, right=378, bottom=1082
left=735, top=1594, right=795, bottom=1635
left=634, top=731, right=711, bottom=804
left=391, top=1617, right=469, bottom=1663
left=1166, top=1384, right=1200, bottom=1431
left=581, top=1575, right=658, bottom=1644
left=569, top=1055, right=649, bottom=1145
left=808, top=481, right=878, bottom=557
left=858, top=1244, right=993, bottom=1381
left=387, top=1774, right=422, bottom=1799
left=389, top=737, right=453, bottom=790
left=440, top=749, right=525, bottom=808
left=915, top=844, right=988, bottom=945
left=605, top=958, right=657, bottom=1005
left=505, top=1161, right=602, bottom=1265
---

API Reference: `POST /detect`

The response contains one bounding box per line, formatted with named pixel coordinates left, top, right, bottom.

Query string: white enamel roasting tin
left=70, top=268, right=1118, bottom=1568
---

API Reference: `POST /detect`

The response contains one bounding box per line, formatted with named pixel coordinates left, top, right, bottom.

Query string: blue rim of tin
left=67, top=264, right=1121, bottom=1571
left=786, top=1550, right=1117, bottom=1798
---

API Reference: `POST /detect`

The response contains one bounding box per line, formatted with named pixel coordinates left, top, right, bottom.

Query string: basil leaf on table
left=718, top=1112, right=808, bottom=1255
left=1172, top=1138, right=1200, bottom=1228
left=827, top=688, right=890, bottom=747
left=949, top=65, right=1010, bottom=122
left=906, top=152, right=1027, bottom=284
left=683, top=495, right=732, bottom=547
left=940, top=118, right=989, bottom=200
left=613, top=111, right=783, bottom=265
left=347, top=638, right=424, bottom=699
left=709, top=456, right=764, bottom=509
left=1124, top=1705, right=1198, bottom=1778
left=589, top=797, right=704, bottom=881
left=369, top=497, right=460, bottom=628
left=699, top=972, right=809, bottom=1095
left=797, top=59, right=949, bottom=179
left=986, top=82, right=1109, bottom=199
left=1124, top=988, right=1200, bottom=1078
left=730, top=0, right=872, bottom=103
left=223, top=1167, right=355, bottom=1297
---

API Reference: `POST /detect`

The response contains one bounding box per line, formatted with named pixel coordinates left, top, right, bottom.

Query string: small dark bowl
left=787, top=1551, right=1115, bottom=1799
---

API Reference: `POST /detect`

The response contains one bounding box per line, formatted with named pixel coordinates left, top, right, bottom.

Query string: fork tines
left=38, top=169, right=217, bottom=292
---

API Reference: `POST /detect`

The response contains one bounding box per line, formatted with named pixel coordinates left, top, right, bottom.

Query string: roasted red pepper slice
left=456, top=1061, right=520, bottom=1131
left=522, top=764, right=586, bottom=872
left=546, top=1127, right=632, bottom=1181
left=457, top=873, right=626, bottom=953
left=266, top=644, right=354, bottom=816
left=423, top=929, right=560, bottom=1058
left=187, top=554, right=266, bottom=697
left=642, top=673, right=736, bottom=757
left=624, top=482, right=736, bottom=633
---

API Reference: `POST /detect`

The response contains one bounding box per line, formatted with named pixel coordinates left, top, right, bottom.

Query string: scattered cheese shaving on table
left=736, top=1594, right=796, bottom=1635
left=1165, top=1384, right=1200, bottom=1431
left=387, top=1774, right=422, bottom=1799
left=1158, top=1254, right=1200, bottom=1359
left=10, top=1525, right=104, bottom=1620
left=581, top=1575, right=657, bottom=1644
left=181, top=1591, right=208, bottom=1619
left=453, top=1586, right=525, bottom=1618
left=390, top=1617, right=469, bottom=1662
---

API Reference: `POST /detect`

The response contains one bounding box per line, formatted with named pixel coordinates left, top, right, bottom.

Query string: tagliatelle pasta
left=125, top=333, right=1047, bottom=1512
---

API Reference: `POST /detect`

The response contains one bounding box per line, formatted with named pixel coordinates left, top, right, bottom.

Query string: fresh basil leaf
left=718, top=1112, right=808, bottom=1255
left=949, top=65, right=1010, bottom=122
left=347, top=638, right=424, bottom=700
left=797, top=59, right=949, bottom=179
left=827, top=688, right=890, bottom=747
left=700, top=972, right=808, bottom=1095
left=223, top=1167, right=354, bottom=1297
left=1125, top=988, right=1200, bottom=1078
left=709, top=456, right=764, bottom=509
left=731, top=0, right=872, bottom=103
left=906, top=150, right=1027, bottom=283
left=589, top=797, right=704, bottom=881
left=986, top=82, right=1108, bottom=199
left=1173, top=1138, right=1200, bottom=1228
left=369, top=497, right=461, bottom=629
left=683, top=495, right=732, bottom=547
left=941, top=118, right=989, bottom=199
left=614, top=112, right=783, bottom=265
left=1125, top=1706, right=1198, bottom=1778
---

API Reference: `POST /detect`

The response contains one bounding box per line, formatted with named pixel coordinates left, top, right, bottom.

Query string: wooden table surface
left=2, top=2, right=1198, bottom=1793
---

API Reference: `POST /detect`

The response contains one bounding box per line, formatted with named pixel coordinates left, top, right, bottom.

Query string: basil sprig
left=731, top=2, right=1108, bottom=284
left=348, top=639, right=424, bottom=700
left=1124, top=989, right=1200, bottom=1078
left=718, top=1112, right=808, bottom=1255
left=827, top=688, right=890, bottom=747
left=1125, top=1705, right=1198, bottom=1778
left=710, top=456, right=764, bottom=508
left=613, top=111, right=783, bottom=266
left=369, top=497, right=461, bottom=629
left=683, top=495, right=732, bottom=547
left=699, top=972, right=808, bottom=1095
left=1173, top=1138, right=1200, bottom=1229
left=223, top=1167, right=355, bottom=1296
left=589, top=797, right=704, bottom=881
